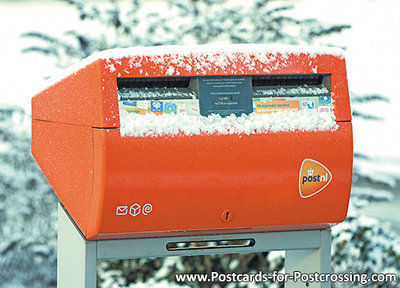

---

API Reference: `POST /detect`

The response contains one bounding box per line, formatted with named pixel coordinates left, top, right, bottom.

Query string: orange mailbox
left=32, top=45, right=352, bottom=240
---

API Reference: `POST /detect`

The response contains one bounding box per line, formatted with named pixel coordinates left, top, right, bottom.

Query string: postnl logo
left=299, top=159, right=332, bottom=198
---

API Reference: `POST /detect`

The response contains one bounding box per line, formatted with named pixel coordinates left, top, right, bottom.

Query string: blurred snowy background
left=0, top=0, right=399, bottom=287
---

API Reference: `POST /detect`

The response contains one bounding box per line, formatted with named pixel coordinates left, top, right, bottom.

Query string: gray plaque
left=198, top=76, right=253, bottom=117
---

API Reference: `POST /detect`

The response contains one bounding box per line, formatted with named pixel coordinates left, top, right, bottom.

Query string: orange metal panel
left=31, top=60, right=120, bottom=128
left=31, top=120, right=94, bottom=234
left=86, top=122, right=352, bottom=240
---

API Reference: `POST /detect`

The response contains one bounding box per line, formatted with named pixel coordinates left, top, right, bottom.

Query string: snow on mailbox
left=31, top=45, right=353, bottom=240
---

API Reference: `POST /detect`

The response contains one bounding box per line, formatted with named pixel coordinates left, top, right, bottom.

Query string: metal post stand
left=58, top=204, right=331, bottom=288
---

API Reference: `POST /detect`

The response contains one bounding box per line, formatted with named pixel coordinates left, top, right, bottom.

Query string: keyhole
left=221, top=209, right=232, bottom=223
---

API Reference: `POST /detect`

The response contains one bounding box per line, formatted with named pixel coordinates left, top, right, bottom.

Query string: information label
left=198, top=76, right=253, bottom=116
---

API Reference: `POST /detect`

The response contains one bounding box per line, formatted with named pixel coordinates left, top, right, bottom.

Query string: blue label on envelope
left=150, top=101, right=163, bottom=112
left=164, top=102, right=177, bottom=114
left=122, top=101, right=137, bottom=106
left=302, top=101, right=315, bottom=109
left=318, top=96, right=331, bottom=103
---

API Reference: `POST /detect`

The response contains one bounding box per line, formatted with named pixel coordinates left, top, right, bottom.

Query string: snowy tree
left=22, top=0, right=350, bottom=65
left=0, top=105, right=58, bottom=288
left=331, top=187, right=400, bottom=288
left=6, top=0, right=398, bottom=287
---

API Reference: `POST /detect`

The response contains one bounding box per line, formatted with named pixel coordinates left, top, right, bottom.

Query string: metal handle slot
left=166, top=238, right=255, bottom=251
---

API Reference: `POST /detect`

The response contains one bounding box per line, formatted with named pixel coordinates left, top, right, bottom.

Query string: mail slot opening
left=117, top=76, right=191, bottom=89
left=166, top=239, right=256, bottom=251
left=252, top=74, right=331, bottom=98
left=252, top=74, right=325, bottom=87
left=118, top=74, right=332, bottom=117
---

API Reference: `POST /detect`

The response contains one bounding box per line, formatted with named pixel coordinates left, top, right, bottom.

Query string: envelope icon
left=116, top=206, right=128, bottom=215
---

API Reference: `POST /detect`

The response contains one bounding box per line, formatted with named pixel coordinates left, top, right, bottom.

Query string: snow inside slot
left=119, top=80, right=337, bottom=137
left=120, top=109, right=337, bottom=137
left=118, top=71, right=336, bottom=137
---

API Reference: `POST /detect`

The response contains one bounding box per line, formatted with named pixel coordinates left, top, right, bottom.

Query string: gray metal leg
left=285, top=229, right=331, bottom=288
left=57, top=204, right=97, bottom=288
left=58, top=203, right=332, bottom=288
